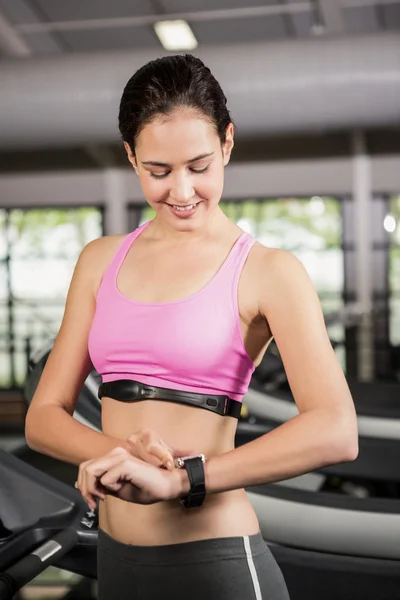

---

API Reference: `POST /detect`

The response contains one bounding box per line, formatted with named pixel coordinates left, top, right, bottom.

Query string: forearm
left=25, top=404, right=129, bottom=466
left=200, top=409, right=358, bottom=495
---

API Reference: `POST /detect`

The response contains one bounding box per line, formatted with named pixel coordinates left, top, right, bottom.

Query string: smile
left=171, top=203, right=198, bottom=211
left=166, top=202, right=201, bottom=218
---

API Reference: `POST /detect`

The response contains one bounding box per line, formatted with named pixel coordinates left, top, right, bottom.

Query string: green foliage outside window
left=0, top=207, right=103, bottom=388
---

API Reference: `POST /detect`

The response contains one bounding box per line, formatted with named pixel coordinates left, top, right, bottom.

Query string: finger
left=99, top=459, right=158, bottom=497
left=136, top=438, right=160, bottom=467
left=77, top=460, right=92, bottom=506
left=82, top=452, right=129, bottom=507
left=84, top=468, right=106, bottom=504
left=127, top=429, right=156, bottom=450
left=128, top=435, right=173, bottom=469
left=77, top=449, right=127, bottom=509
left=127, top=437, right=159, bottom=466
left=146, top=442, right=174, bottom=470
left=99, top=477, right=124, bottom=493
left=78, top=457, right=104, bottom=507
left=99, top=461, right=134, bottom=490
left=127, top=436, right=155, bottom=463
left=79, top=481, right=98, bottom=511
left=126, top=434, right=138, bottom=452
left=81, top=468, right=104, bottom=510
left=77, top=459, right=90, bottom=494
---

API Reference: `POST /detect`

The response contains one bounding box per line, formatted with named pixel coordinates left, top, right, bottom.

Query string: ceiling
left=0, top=0, right=399, bottom=58
left=0, top=0, right=399, bottom=172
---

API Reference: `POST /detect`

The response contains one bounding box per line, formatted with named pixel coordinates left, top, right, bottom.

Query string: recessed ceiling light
left=154, top=20, right=198, bottom=51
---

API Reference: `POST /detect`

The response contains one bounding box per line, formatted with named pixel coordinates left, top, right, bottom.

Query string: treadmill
left=1, top=448, right=399, bottom=600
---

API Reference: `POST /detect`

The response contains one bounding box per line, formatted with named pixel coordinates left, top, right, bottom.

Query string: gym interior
left=0, top=1, right=400, bottom=599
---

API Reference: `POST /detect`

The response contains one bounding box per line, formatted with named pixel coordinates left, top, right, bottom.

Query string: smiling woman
left=25, top=54, right=358, bottom=600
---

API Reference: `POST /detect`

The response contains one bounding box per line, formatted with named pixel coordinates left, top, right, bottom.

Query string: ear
left=222, top=122, right=234, bottom=166
left=123, top=142, right=138, bottom=172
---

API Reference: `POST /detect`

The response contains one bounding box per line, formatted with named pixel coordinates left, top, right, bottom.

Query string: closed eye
left=150, top=166, right=210, bottom=180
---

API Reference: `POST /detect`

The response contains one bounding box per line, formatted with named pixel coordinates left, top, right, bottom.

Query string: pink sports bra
left=88, top=221, right=256, bottom=403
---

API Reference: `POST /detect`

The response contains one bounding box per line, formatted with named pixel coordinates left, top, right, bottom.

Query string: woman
left=25, top=54, right=358, bottom=599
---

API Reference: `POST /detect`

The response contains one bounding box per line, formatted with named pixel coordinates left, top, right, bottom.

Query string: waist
left=98, top=526, right=266, bottom=563
left=99, top=489, right=259, bottom=546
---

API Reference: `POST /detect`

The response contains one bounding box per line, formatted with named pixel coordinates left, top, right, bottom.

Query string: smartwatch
left=175, top=454, right=206, bottom=509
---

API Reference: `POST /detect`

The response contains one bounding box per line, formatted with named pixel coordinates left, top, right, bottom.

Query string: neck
left=149, top=206, right=231, bottom=244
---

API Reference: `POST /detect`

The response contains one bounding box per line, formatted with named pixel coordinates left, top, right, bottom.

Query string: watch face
left=174, top=454, right=206, bottom=468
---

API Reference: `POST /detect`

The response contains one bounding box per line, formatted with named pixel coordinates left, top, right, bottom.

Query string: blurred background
left=1, top=0, right=400, bottom=395
left=0, top=1, right=400, bottom=598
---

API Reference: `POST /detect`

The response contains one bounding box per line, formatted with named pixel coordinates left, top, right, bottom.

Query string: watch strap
left=180, top=456, right=206, bottom=508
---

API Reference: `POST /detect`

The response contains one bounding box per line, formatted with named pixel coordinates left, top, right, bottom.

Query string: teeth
left=173, top=204, right=196, bottom=211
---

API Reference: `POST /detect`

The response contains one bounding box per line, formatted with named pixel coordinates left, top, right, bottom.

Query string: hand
left=126, top=428, right=195, bottom=471
left=76, top=447, right=185, bottom=509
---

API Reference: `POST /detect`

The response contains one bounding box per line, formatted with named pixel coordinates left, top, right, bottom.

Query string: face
left=124, top=109, right=234, bottom=232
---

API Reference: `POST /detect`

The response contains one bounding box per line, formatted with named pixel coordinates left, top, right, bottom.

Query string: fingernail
left=166, top=461, right=173, bottom=470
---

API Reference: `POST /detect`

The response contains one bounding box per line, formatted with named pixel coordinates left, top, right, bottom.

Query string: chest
left=117, top=243, right=234, bottom=304
left=115, top=239, right=271, bottom=366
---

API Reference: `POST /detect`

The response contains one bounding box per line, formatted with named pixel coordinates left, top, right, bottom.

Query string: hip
left=97, top=526, right=290, bottom=600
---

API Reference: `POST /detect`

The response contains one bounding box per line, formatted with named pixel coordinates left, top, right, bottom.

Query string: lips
left=167, top=202, right=200, bottom=218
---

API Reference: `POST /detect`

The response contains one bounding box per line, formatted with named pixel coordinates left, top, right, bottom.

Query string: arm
left=25, top=237, right=131, bottom=466
left=179, top=249, right=359, bottom=496
left=26, top=404, right=131, bottom=466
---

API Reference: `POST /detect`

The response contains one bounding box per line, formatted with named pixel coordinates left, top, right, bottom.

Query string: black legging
left=97, top=528, right=290, bottom=599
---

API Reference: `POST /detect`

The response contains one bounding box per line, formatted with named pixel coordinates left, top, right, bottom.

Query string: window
left=0, top=207, right=103, bottom=389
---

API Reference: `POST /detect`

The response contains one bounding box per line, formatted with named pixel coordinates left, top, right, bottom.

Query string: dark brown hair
left=118, top=54, right=233, bottom=153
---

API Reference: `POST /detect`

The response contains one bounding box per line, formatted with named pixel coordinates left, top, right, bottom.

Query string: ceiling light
left=154, top=20, right=198, bottom=51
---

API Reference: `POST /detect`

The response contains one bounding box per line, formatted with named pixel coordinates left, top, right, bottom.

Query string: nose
left=169, top=172, right=195, bottom=205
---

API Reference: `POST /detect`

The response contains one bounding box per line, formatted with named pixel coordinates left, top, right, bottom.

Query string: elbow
left=325, top=436, right=359, bottom=466
left=25, top=406, right=44, bottom=452
left=342, top=418, right=359, bottom=462
left=341, top=439, right=359, bottom=463
left=24, top=410, right=37, bottom=451
left=327, top=411, right=359, bottom=464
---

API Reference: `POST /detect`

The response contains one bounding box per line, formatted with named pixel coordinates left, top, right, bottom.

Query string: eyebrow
left=141, top=152, right=215, bottom=167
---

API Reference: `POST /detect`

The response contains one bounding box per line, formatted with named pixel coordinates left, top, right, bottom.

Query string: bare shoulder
left=245, top=240, right=304, bottom=299
left=79, top=233, right=126, bottom=265
left=256, top=241, right=304, bottom=273
left=77, top=233, right=127, bottom=297
left=254, top=243, right=311, bottom=307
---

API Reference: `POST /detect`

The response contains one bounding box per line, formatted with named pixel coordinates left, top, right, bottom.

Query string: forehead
left=135, top=110, right=218, bottom=161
